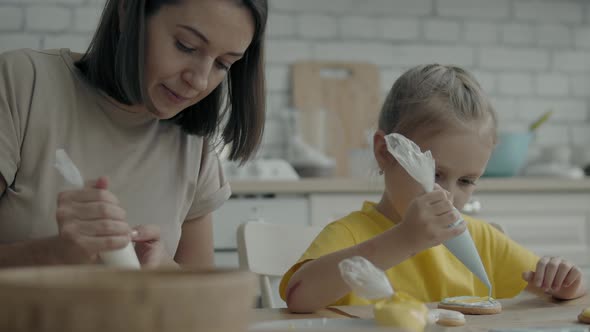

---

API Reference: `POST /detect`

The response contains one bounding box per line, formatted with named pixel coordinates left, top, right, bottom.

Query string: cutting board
left=292, top=61, right=381, bottom=177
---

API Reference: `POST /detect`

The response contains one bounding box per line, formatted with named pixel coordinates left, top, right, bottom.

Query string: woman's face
left=374, top=122, right=494, bottom=221
left=142, top=0, right=254, bottom=119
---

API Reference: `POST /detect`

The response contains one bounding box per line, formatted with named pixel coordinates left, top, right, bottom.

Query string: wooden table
left=252, top=293, right=590, bottom=331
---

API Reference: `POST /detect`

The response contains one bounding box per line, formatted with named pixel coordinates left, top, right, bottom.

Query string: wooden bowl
left=0, top=266, right=257, bottom=332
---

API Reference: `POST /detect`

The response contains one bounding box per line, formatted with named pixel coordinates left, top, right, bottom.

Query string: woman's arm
left=174, top=213, right=215, bottom=269
left=0, top=175, right=133, bottom=267
left=0, top=175, right=62, bottom=266
left=0, top=236, right=68, bottom=267
left=132, top=214, right=214, bottom=269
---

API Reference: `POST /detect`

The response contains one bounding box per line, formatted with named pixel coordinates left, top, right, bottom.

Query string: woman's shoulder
left=1, top=48, right=72, bottom=83
left=0, top=49, right=35, bottom=75
left=1, top=48, right=61, bottom=67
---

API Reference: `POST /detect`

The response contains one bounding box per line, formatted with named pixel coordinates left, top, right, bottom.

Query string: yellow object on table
left=373, top=292, right=428, bottom=332
left=578, top=306, right=590, bottom=324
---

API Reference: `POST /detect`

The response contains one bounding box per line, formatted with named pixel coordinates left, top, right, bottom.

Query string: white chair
left=236, top=221, right=322, bottom=308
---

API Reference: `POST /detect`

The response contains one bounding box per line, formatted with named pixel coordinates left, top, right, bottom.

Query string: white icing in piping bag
left=54, top=149, right=141, bottom=269
left=338, top=256, right=394, bottom=300
left=384, top=133, right=492, bottom=297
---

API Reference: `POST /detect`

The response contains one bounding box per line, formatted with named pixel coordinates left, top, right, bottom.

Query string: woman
left=0, top=0, right=267, bottom=268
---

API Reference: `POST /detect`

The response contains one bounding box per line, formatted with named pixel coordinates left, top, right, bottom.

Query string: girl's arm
left=284, top=226, right=417, bottom=313
left=286, top=189, right=465, bottom=313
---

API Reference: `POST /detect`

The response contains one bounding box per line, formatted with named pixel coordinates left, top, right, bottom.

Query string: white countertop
left=229, top=177, right=590, bottom=194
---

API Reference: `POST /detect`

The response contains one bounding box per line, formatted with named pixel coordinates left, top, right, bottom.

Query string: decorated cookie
left=438, top=296, right=502, bottom=315
left=428, top=308, right=466, bottom=327
left=373, top=292, right=428, bottom=332
left=578, top=307, right=590, bottom=324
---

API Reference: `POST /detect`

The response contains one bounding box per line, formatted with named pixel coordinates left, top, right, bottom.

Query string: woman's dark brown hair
left=76, top=0, right=267, bottom=163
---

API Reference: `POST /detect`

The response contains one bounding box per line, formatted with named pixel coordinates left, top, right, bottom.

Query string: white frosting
left=384, top=133, right=435, bottom=193
left=440, top=296, right=499, bottom=308
left=428, top=309, right=465, bottom=323
left=338, top=256, right=393, bottom=300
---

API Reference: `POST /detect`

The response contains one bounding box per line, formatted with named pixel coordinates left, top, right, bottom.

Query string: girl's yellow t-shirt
left=279, top=201, right=539, bottom=305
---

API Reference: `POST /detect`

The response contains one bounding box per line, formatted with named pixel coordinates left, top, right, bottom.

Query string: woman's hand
left=397, top=184, right=465, bottom=252
left=132, top=224, right=178, bottom=268
left=55, top=176, right=133, bottom=264
left=523, top=256, right=586, bottom=300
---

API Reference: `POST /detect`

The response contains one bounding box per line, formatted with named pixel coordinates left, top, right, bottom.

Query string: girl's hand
left=55, top=176, right=132, bottom=264
left=132, top=224, right=178, bottom=268
left=522, top=256, right=586, bottom=300
left=398, top=184, right=466, bottom=252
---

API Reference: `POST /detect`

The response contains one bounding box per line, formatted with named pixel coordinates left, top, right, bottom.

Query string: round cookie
left=578, top=307, right=590, bottom=324
left=438, top=296, right=502, bottom=315
left=428, top=309, right=466, bottom=327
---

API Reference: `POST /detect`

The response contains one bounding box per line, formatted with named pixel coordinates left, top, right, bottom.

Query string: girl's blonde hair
left=378, top=64, right=497, bottom=140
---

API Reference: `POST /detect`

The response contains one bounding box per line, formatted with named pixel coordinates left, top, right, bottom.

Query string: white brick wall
left=0, top=6, right=23, bottom=31
left=339, top=16, right=379, bottom=39
left=465, top=22, right=499, bottom=44
left=513, top=0, right=584, bottom=24
left=437, top=0, right=510, bottom=19
left=380, top=18, right=420, bottom=41
left=390, top=45, right=475, bottom=67
left=498, top=73, right=534, bottom=96
left=554, top=51, right=590, bottom=72
left=424, top=19, right=461, bottom=42
left=536, top=74, right=569, bottom=97
left=0, top=0, right=589, bottom=165
left=73, top=6, right=101, bottom=32
left=480, top=48, right=550, bottom=70
left=297, top=15, right=338, bottom=39
left=574, top=27, right=590, bottom=49
left=536, top=24, right=571, bottom=47
left=26, top=7, right=71, bottom=31
left=501, top=23, right=535, bottom=45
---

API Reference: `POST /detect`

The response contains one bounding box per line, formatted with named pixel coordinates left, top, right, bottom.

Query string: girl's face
left=141, top=0, right=254, bottom=119
left=374, top=122, right=495, bottom=221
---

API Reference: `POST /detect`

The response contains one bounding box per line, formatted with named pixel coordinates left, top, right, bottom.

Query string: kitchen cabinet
left=214, top=178, right=590, bottom=269
left=472, top=193, right=590, bottom=267
left=212, top=195, right=308, bottom=249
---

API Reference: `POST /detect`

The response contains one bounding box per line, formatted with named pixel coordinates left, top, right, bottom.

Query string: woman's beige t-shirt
left=0, top=48, right=231, bottom=254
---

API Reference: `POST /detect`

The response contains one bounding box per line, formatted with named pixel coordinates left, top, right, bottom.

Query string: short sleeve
left=466, top=216, right=539, bottom=299
left=0, top=50, right=35, bottom=186
left=490, top=228, right=539, bottom=298
left=184, top=142, right=231, bottom=221
left=279, top=221, right=357, bottom=301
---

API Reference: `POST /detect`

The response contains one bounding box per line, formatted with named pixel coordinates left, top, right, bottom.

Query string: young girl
left=0, top=0, right=267, bottom=268
left=280, top=64, right=586, bottom=313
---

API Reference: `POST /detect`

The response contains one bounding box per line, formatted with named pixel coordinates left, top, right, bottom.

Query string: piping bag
left=54, top=149, right=141, bottom=269
left=338, top=256, right=463, bottom=331
left=384, top=133, right=492, bottom=297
